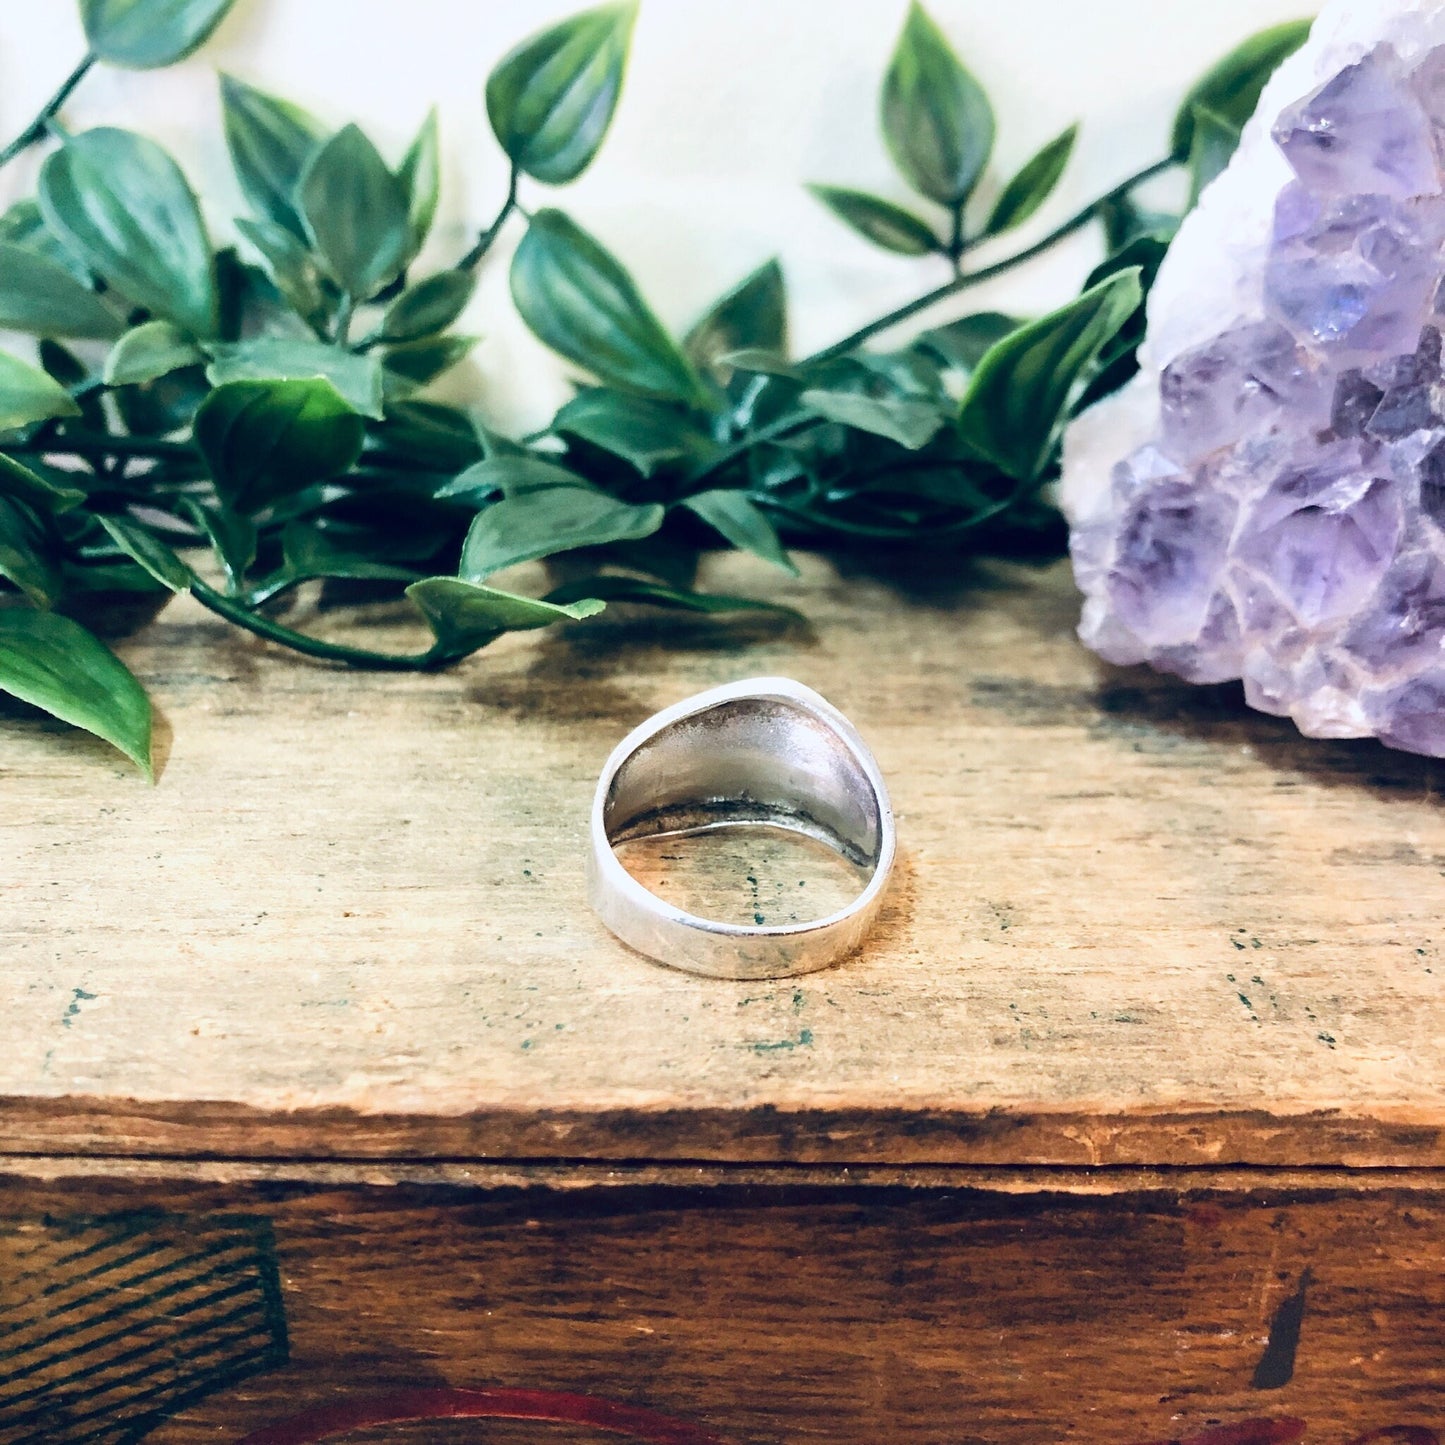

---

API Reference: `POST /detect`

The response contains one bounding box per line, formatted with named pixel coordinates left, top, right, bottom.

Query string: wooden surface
left=3, top=553, right=1444, bottom=1169
left=1, top=1174, right=1442, bottom=1444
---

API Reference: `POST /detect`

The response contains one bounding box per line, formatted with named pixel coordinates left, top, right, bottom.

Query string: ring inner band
left=602, top=697, right=883, bottom=877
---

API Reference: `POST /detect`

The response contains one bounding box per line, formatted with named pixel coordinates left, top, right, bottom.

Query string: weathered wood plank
left=1, top=1097, right=1442, bottom=1168
left=1, top=1176, right=1441, bottom=1445
left=3, top=555, right=1443, bottom=1166
left=7, top=1158, right=1445, bottom=1195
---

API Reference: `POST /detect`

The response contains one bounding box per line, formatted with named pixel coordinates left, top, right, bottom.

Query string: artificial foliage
left=0, top=0, right=1309, bottom=775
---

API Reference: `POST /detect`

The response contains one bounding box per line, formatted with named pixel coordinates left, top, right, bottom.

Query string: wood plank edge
left=3, top=1154, right=1445, bottom=1193
left=2, top=1096, right=1441, bottom=1169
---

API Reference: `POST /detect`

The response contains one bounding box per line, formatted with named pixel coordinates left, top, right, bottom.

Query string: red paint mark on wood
left=236, top=1387, right=729, bottom=1445
left=1130, top=1420, right=1308, bottom=1445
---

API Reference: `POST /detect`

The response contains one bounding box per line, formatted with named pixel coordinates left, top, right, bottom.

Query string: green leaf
left=381, top=335, right=477, bottom=397
left=881, top=2, right=994, bottom=206
left=801, top=388, right=945, bottom=449
left=407, top=575, right=604, bottom=654
left=220, top=74, right=326, bottom=240
left=0, top=608, right=152, bottom=777
left=477, top=424, right=529, bottom=460
left=984, top=123, right=1078, bottom=235
left=113, top=366, right=208, bottom=438
left=213, top=246, right=271, bottom=341
left=683, top=259, right=788, bottom=380
left=0, top=351, right=81, bottom=432
left=298, top=124, right=411, bottom=299
left=1172, top=18, right=1312, bottom=159
left=179, top=497, right=255, bottom=592
left=1075, top=233, right=1174, bottom=410
left=1186, top=103, right=1242, bottom=208
left=0, top=454, right=85, bottom=513
left=104, top=320, right=203, bottom=386
left=80, top=0, right=236, bottom=68
left=437, top=456, right=588, bottom=505
left=486, top=2, right=637, bottom=185
left=95, top=514, right=194, bottom=592
left=235, top=218, right=335, bottom=334
left=205, top=339, right=385, bottom=420
left=844, top=346, right=944, bottom=398
left=37, top=337, right=95, bottom=422
left=715, top=349, right=801, bottom=380
left=914, top=311, right=1021, bottom=371
left=39, top=128, right=217, bottom=338
left=553, top=390, right=705, bottom=475
left=0, top=241, right=122, bottom=339
left=211, top=247, right=270, bottom=342
left=545, top=573, right=793, bottom=617
left=37, top=337, right=89, bottom=387
left=279, top=520, right=419, bottom=585
left=461, top=486, right=663, bottom=580
left=956, top=267, right=1142, bottom=482
left=1099, top=192, right=1179, bottom=253
left=807, top=185, right=939, bottom=256
left=0, top=497, right=60, bottom=606
left=381, top=270, right=476, bottom=343
left=511, top=209, right=705, bottom=404
left=373, top=400, right=483, bottom=473
left=36, top=338, right=110, bottom=441
left=62, top=560, right=170, bottom=597
left=0, top=201, right=92, bottom=283
left=398, top=108, right=441, bottom=257
left=0, top=203, right=49, bottom=248
left=194, top=377, right=365, bottom=514
left=681, top=489, right=796, bottom=573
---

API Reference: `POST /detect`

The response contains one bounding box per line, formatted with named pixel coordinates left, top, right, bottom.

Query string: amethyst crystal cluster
left=1069, top=40, right=1445, bottom=756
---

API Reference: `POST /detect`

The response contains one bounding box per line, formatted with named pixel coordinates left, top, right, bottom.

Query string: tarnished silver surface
left=588, top=677, right=896, bottom=979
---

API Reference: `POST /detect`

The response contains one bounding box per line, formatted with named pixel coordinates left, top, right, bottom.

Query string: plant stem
left=0, top=54, right=94, bottom=170
left=946, top=204, right=966, bottom=276
left=804, top=154, right=1176, bottom=365
left=685, top=409, right=817, bottom=489
left=458, top=166, right=520, bottom=271
left=10, top=431, right=196, bottom=462
left=189, top=577, right=456, bottom=671
left=333, top=293, right=355, bottom=347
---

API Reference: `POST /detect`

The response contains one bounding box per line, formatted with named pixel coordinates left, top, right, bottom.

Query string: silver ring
left=588, top=676, right=895, bottom=979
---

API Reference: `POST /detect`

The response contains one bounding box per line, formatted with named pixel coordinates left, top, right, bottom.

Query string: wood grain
left=1, top=1176, right=1440, bottom=1445
left=3, top=554, right=1443, bottom=1167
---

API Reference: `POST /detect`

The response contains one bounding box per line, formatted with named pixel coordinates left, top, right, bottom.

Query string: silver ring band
left=588, top=676, right=896, bottom=979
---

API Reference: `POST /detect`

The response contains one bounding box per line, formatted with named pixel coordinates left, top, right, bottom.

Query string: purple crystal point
left=1238, top=451, right=1401, bottom=625
left=1159, top=321, right=1323, bottom=461
left=1106, top=481, right=1236, bottom=649
left=1374, top=669, right=1445, bottom=753
left=1273, top=44, right=1439, bottom=200
left=1068, top=38, right=1445, bottom=757
left=1362, top=323, right=1445, bottom=436
left=1343, top=547, right=1445, bottom=671
left=1264, top=187, right=1445, bottom=357
left=1330, top=368, right=1386, bottom=434
left=1418, top=435, right=1445, bottom=522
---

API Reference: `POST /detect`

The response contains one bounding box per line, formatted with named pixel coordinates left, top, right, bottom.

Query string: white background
left=0, top=0, right=1306, bottom=428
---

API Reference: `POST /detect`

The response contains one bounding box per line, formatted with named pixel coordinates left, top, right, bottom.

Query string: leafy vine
left=0, top=0, right=1309, bottom=774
